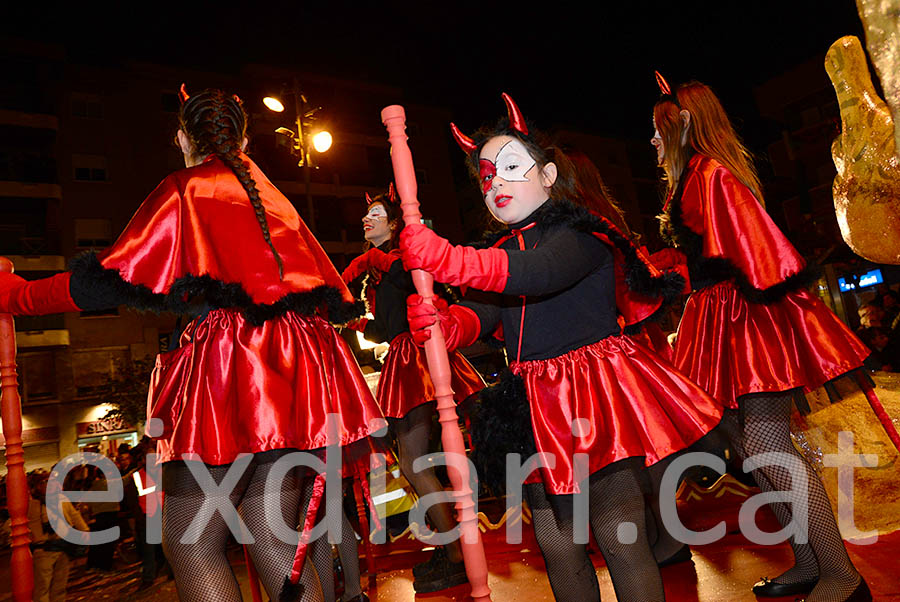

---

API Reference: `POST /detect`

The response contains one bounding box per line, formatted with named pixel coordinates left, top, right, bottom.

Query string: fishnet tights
left=731, top=394, right=862, bottom=602
left=309, top=505, right=362, bottom=602
left=525, top=467, right=664, bottom=602
left=719, top=408, right=819, bottom=585
left=162, top=457, right=322, bottom=602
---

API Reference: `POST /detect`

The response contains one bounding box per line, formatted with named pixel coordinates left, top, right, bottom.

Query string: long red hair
left=654, top=81, right=764, bottom=207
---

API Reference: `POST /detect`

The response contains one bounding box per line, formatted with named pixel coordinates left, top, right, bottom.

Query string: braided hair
left=178, top=89, right=285, bottom=278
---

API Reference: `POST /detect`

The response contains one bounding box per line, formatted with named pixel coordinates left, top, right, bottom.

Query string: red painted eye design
left=479, top=158, right=496, bottom=194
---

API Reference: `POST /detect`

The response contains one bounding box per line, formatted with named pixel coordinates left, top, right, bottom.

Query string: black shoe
left=796, top=577, right=871, bottom=602
left=412, top=560, right=468, bottom=594
left=657, top=544, right=692, bottom=568
left=752, top=576, right=818, bottom=597
left=412, top=547, right=447, bottom=579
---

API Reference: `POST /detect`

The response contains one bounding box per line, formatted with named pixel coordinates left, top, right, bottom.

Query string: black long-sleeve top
left=461, top=205, right=619, bottom=362
left=362, top=254, right=415, bottom=344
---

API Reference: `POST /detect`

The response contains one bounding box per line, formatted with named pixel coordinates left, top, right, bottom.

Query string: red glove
left=400, top=224, right=509, bottom=293
left=341, top=249, right=400, bottom=283
left=649, top=248, right=691, bottom=294
left=0, top=272, right=81, bottom=316
left=406, top=294, right=480, bottom=352
left=344, top=316, right=369, bottom=333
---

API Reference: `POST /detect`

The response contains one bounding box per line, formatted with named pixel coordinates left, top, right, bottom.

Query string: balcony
left=0, top=181, right=62, bottom=200
left=16, top=329, right=70, bottom=349
left=15, top=314, right=70, bottom=349
left=0, top=109, right=58, bottom=130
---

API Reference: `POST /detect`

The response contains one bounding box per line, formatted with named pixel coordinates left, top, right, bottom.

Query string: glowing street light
left=312, top=131, right=333, bottom=153
left=263, top=79, right=333, bottom=233
left=262, top=96, right=285, bottom=112
left=263, top=82, right=331, bottom=168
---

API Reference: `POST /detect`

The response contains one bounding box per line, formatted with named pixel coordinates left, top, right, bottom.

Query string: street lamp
left=264, top=77, right=332, bottom=232
left=312, top=130, right=332, bottom=153
left=264, top=78, right=331, bottom=169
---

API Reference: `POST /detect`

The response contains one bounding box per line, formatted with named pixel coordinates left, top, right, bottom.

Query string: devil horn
left=178, top=83, right=190, bottom=104
left=388, top=182, right=397, bottom=203
left=654, top=71, right=672, bottom=96
left=450, top=122, right=478, bottom=153
left=502, top=92, right=528, bottom=136
left=365, top=192, right=375, bottom=205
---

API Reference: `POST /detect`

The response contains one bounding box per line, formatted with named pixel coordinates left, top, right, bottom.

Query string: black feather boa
left=665, top=174, right=821, bottom=304
left=69, top=251, right=365, bottom=326
left=467, top=369, right=537, bottom=496
left=474, top=198, right=686, bottom=333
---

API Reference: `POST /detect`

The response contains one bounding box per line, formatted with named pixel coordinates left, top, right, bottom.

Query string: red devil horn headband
left=654, top=71, right=672, bottom=96
left=450, top=122, right=477, bottom=153
left=502, top=92, right=528, bottom=135
left=449, top=93, right=530, bottom=154
left=178, top=83, right=190, bottom=105
left=365, top=184, right=399, bottom=206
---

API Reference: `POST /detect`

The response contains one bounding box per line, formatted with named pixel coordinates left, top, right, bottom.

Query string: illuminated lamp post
left=263, top=78, right=332, bottom=233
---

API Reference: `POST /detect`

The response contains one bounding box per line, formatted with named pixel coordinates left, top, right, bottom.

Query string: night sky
left=4, top=1, right=865, bottom=150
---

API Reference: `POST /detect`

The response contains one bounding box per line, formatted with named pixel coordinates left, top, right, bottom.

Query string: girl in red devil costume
left=652, top=77, right=871, bottom=602
left=340, top=186, right=484, bottom=593
left=400, top=94, right=724, bottom=602
left=0, top=87, right=384, bottom=602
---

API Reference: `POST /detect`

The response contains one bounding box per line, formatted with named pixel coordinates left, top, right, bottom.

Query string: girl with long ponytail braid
left=0, top=86, right=386, bottom=602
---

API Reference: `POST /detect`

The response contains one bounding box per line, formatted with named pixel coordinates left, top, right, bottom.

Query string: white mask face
left=479, top=135, right=553, bottom=225
left=362, top=203, right=392, bottom=246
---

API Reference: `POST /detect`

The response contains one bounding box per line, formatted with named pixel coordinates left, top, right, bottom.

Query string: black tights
left=162, top=455, right=322, bottom=602
left=525, top=466, right=664, bottom=602
left=725, top=393, right=862, bottom=602
left=391, top=402, right=463, bottom=563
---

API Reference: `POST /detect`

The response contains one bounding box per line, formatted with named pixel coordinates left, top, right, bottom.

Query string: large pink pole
left=381, top=106, right=491, bottom=602
left=0, top=257, right=34, bottom=601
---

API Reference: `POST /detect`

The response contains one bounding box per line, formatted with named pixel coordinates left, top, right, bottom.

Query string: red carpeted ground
left=360, top=476, right=900, bottom=601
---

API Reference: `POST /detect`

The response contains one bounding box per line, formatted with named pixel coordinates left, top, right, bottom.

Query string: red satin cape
left=512, top=335, right=723, bottom=495
left=376, top=332, right=485, bottom=419
left=151, top=309, right=386, bottom=467
left=674, top=281, right=871, bottom=408
left=100, top=154, right=354, bottom=307
left=678, top=154, right=807, bottom=291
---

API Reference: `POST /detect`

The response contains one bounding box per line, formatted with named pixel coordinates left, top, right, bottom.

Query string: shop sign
left=76, top=416, right=132, bottom=437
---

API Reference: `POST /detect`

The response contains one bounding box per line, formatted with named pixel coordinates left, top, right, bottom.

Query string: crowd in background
left=856, top=285, right=900, bottom=372
left=0, top=436, right=169, bottom=601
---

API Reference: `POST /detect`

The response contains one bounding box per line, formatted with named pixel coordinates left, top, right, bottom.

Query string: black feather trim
left=468, top=370, right=537, bottom=496
left=666, top=175, right=821, bottom=304
left=278, top=576, right=304, bottom=602
left=68, top=251, right=365, bottom=325
left=473, top=199, right=685, bottom=329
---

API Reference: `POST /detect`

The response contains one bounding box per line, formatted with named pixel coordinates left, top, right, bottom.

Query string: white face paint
left=362, top=203, right=392, bottom=247
left=479, top=135, right=553, bottom=225
left=494, top=139, right=536, bottom=183
left=651, top=122, right=665, bottom=165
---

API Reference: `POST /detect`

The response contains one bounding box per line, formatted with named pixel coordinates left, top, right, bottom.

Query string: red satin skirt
left=151, top=309, right=387, bottom=468
left=376, top=332, right=485, bottom=419
left=673, top=280, right=871, bottom=409
left=511, top=335, right=724, bottom=495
